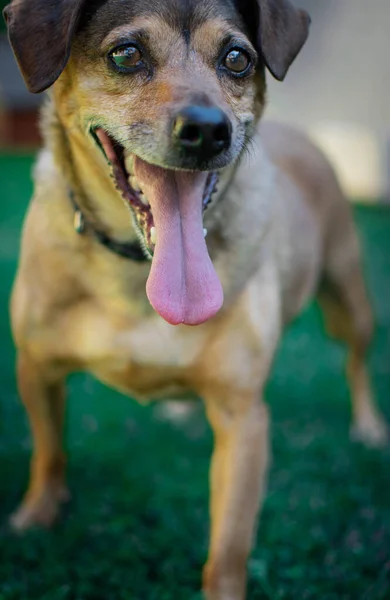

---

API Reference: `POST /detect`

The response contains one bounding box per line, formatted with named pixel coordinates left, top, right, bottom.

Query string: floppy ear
left=237, top=0, right=311, bottom=81
left=3, top=0, right=88, bottom=94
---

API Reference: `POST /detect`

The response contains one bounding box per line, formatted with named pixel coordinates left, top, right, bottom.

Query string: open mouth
left=94, top=128, right=224, bottom=326
left=94, top=129, right=218, bottom=259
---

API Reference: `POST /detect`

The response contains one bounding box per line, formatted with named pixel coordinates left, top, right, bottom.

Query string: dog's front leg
left=202, top=389, right=269, bottom=600
left=10, top=351, right=69, bottom=532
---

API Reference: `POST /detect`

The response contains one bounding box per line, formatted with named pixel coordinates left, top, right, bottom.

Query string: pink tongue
left=133, top=158, right=223, bottom=326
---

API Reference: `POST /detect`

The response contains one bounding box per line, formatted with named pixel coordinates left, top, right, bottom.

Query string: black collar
left=69, top=191, right=149, bottom=263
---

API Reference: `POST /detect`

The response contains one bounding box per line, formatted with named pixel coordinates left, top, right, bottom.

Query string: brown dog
left=4, top=0, right=388, bottom=598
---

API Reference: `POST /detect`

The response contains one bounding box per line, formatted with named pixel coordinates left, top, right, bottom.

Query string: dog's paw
left=350, top=417, right=389, bottom=449
left=9, top=486, right=70, bottom=533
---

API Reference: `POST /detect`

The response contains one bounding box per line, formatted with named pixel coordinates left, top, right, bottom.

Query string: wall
left=266, top=0, right=390, bottom=200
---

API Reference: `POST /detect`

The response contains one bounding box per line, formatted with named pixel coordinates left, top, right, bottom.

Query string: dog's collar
left=69, top=190, right=149, bottom=263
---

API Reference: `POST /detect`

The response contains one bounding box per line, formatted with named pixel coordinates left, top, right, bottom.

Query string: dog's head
left=4, top=0, right=310, bottom=326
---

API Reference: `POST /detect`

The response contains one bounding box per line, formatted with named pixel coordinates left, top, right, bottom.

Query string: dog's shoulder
left=258, top=120, right=341, bottom=201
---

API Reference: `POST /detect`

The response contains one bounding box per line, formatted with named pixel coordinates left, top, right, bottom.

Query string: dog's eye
left=110, top=45, right=143, bottom=70
left=223, top=49, right=251, bottom=75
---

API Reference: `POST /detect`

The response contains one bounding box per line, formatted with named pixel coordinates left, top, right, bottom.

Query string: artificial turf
left=0, top=154, right=389, bottom=600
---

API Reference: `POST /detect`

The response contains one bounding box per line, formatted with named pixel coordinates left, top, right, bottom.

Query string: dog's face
left=4, top=0, right=310, bottom=327
left=73, top=0, right=263, bottom=173
left=5, top=1, right=310, bottom=168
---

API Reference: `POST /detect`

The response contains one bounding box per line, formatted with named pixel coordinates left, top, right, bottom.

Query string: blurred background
left=268, top=0, right=390, bottom=202
left=0, top=1, right=389, bottom=599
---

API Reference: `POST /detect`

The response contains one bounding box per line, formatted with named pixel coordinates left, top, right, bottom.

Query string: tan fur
left=7, top=5, right=388, bottom=600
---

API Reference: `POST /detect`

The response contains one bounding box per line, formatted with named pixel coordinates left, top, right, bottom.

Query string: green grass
left=0, top=154, right=389, bottom=600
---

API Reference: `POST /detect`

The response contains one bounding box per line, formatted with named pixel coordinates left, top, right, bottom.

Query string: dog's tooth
left=125, top=155, right=134, bottom=174
left=150, top=226, right=157, bottom=245
left=203, top=228, right=208, bottom=238
left=129, top=176, right=141, bottom=193
left=140, top=193, right=149, bottom=206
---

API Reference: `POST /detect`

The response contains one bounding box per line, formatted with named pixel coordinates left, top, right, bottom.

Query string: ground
left=0, top=154, right=389, bottom=600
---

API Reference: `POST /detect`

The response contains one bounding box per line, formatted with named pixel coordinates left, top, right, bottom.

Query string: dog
left=4, top=0, right=389, bottom=598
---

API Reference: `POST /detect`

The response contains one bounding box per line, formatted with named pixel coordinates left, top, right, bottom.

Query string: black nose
left=172, top=106, right=231, bottom=159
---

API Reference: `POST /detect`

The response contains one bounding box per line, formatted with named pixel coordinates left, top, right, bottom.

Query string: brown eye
left=110, top=45, right=143, bottom=70
left=223, top=49, right=251, bottom=75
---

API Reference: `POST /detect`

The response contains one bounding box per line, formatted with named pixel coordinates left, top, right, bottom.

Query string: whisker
left=240, top=134, right=258, bottom=165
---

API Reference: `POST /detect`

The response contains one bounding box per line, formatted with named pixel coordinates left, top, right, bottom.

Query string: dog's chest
left=86, top=312, right=208, bottom=401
